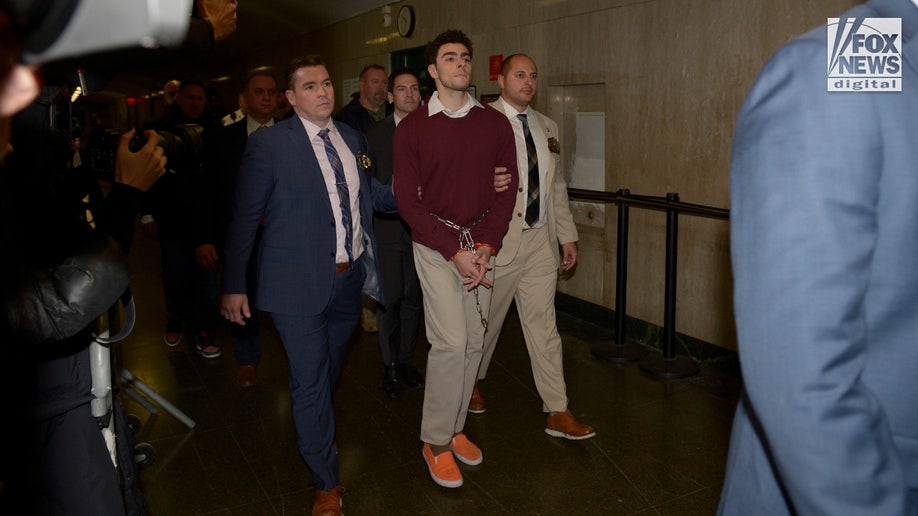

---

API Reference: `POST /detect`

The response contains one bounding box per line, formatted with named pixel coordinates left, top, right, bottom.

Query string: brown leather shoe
left=237, top=365, right=257, bottom=388
left=313, top=486, right=343, bottom=516
left=468, top=383, right=485, bottom=414
left=545, top=410, right=596, bottom=440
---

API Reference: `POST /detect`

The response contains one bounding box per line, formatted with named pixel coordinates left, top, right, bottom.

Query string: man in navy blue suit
left=220, top=56, right=395, bottom=516
left=197, top=71, right=278, bottom=388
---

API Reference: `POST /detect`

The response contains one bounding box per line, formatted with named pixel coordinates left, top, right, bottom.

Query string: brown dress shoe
left=237, top=365, right=257, bottom=387
left=545, top=410, right=596, bottom=440
left=313, top=486, right=343, bottom=516
left=468, top=383, right=485, bottom=414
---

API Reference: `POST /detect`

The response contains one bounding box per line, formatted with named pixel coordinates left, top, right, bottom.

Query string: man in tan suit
left=473, top=53, right=594, bottom=440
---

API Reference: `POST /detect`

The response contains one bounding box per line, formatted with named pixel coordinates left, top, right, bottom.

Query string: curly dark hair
left=424, top=30, right=472, bottom=66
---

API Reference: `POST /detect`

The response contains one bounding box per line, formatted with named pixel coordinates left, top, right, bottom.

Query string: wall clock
left=397, top=5, right=415, bottom=38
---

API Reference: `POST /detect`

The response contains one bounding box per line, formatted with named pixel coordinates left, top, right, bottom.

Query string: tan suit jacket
left=488, top=101, right=578, bottom=267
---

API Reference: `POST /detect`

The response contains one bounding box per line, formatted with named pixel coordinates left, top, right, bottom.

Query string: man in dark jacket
left=195, top=72, right=278, bottom=386
left=365, top=67, right=425, bottom=399
left=141, top=78, right=222, bottom=358
left=334, top=64, right=392, bottom=133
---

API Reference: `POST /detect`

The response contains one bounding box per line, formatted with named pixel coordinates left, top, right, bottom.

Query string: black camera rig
left=86, top=123, right=204, bottom=182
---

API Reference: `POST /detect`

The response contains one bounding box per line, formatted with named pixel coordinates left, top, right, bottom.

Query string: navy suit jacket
left=194, top=116, right=250, bottom=251
left=366, top=115, right=412, bottom=246
left=222, top=116, right=395, bottom=316
left=720, top=0, right=918, bottom=514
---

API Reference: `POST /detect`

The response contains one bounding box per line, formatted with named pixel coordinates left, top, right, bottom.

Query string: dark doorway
left=391, top=46, right=435, bottom=105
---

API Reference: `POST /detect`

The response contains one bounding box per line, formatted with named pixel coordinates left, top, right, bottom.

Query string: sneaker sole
left=422, top=449, right=463, bottom=488
left=544, top=428, right=597, bottom=440
left=467, top=407, right=485, bottom=414
left=450, top=448, right=482, bottom=466
left=196, top=345, right=222, bottom=359
left=164, top=335, right=182, bottom=346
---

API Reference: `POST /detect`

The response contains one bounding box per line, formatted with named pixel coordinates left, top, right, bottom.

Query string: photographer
left=0, top=2, right=221, bottom=512
left=0, top=34, right=166, bottom=516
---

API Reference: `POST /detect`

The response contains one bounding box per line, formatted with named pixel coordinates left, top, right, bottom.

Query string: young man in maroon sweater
left=393, top=29, right=519, bottom=488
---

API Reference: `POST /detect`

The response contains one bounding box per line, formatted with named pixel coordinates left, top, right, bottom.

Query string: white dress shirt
left=245, top=116, right=274, bottom=136
left=297, top=116, right=364, bottom=263
left=427, top=90, right=483, bottom=119
left=498, top=97, right=549, bottom=229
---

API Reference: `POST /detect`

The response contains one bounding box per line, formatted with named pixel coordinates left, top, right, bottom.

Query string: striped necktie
left=318, top=128, right=352, bottom=262
left=518, top=113, right=540, bottom=226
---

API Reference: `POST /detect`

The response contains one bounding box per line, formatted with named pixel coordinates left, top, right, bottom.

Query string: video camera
left=13, top=0, right=191, bottom=65
left=86, top=124, right=205, bottom=183
left=6, top=0, right=196, bottom=179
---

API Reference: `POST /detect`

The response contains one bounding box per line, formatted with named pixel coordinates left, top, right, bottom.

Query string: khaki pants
left=413, top=243, right=493, bottom=446
left=478, top=226, right=568, bottom=413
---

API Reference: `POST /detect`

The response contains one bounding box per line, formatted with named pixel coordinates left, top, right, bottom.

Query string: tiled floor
left=118, top=235, right=741, bottom=515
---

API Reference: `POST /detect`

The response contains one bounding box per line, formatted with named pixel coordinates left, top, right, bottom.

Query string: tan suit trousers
left=478, top=225, right=568, bottom=413
left=413, top=243, right=493, bottom=445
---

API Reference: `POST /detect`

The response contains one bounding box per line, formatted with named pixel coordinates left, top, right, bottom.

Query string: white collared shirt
left=427, top=90, right=483, bottom=118
left=297, top=117, right=364, bottom=263
left=498, top=97, right=549, bottom=229
left=246, top=116, right=274, bottom=136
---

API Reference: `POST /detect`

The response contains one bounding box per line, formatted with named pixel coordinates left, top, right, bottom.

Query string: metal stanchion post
left=639, top=193, right=700, bottom=378
left=592, top=189, right=648, bottom=363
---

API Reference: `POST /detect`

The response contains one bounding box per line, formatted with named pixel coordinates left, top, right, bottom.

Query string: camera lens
left=156, top=124, right=204, bottom=173
left=89, top=124, right=204, bottom=180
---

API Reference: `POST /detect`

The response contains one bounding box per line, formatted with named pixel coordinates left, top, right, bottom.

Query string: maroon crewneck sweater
left=392, top=104, right=519, bottom=261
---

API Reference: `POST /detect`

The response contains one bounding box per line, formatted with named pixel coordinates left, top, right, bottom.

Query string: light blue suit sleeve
left=725, top=28, right=910, bottom=515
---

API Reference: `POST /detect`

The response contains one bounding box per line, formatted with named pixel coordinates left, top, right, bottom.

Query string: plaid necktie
left=518, top=114, right=540, bottom=226
left=318, top=128, right=352, bottom=262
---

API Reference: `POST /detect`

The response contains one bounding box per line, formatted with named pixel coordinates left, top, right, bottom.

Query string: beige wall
left=215, top=0, right=860, bottom=351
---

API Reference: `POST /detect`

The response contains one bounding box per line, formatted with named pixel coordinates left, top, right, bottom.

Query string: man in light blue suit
left=719, top=1, right=918, bottom=514
left=221, top=56, right=395, bottom=516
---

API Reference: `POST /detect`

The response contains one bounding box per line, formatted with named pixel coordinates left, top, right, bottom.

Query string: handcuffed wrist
left=474, top=243, right=495, bottom=255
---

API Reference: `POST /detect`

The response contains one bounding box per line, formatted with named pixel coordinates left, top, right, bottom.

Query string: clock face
left=398, top=6, right=415, bottom=37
